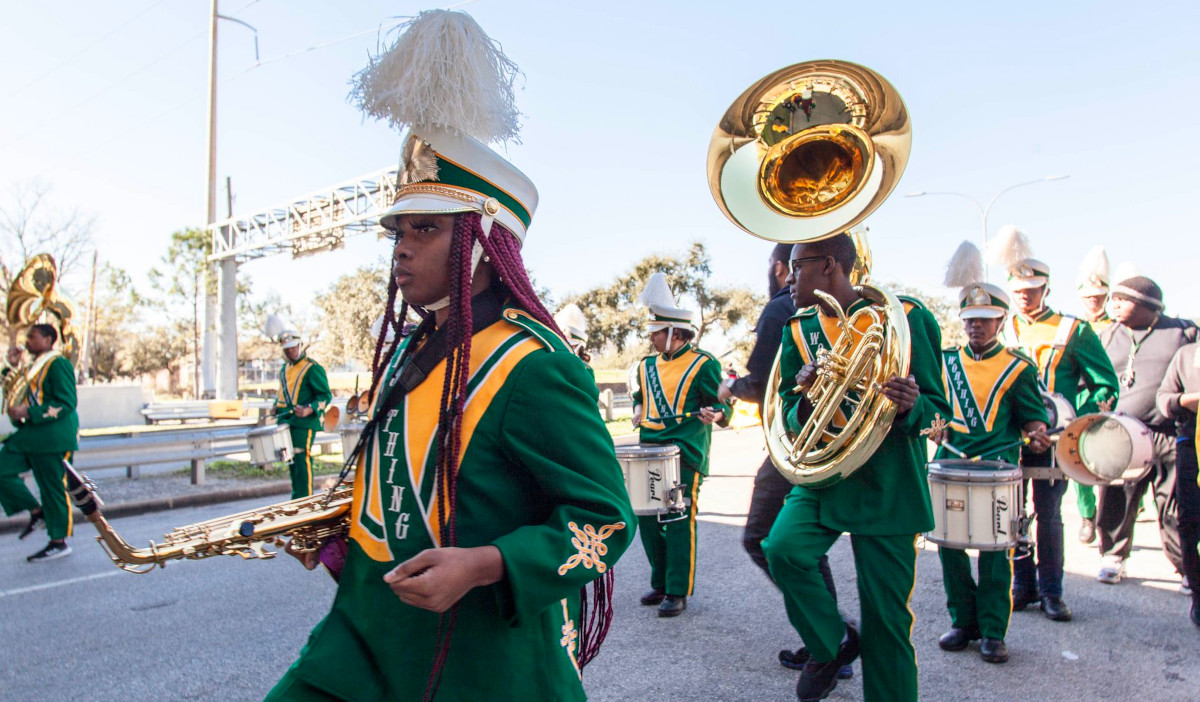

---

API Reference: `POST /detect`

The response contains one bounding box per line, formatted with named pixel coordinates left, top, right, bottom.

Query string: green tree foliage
left=313, top=263, right=390, bottom=369
left=880, top=280, right=967, bottom=347
left=569, top=242, right=764, bottom=358
left=87, top=263, right=143, bottom=381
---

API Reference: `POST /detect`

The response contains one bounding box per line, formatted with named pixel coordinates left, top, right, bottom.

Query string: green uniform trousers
left=1075, top=482, right=1096, bottom=520
left=939, top=548, right=1013, bottom=639
left=763, top=489, right=919, bottom=702
left=288, top=427, right=314, bottom=500
left=264, top=666, right=338, bottom=702
left=0, top=448, right=72, bottom=540
left=638, top=463, right=703, bottom=596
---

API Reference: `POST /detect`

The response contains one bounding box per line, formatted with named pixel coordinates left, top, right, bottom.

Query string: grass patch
left=171, top=457, right=347, bottom=480
left=606, top=419, right=636, bottom=438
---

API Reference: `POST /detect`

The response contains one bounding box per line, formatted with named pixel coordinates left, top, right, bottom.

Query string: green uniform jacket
left=274, top=355, right=332, bottom=432
left=4, top=354, right=78, bottom=454
left=778, top=296, right=951, bottom=535
left=292, top=307, right=636, bottom=702
left=630, top=343, right=731, bottom=474
left=937, top=343, right=1048, bottom=464
left=1012, top=307, right=1118, bottom=414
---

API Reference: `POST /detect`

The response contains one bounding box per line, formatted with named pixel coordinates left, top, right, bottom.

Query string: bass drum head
left=1042, top=392, right=1075, bottom=430
left=1078, top=418, right=1135, bottom=482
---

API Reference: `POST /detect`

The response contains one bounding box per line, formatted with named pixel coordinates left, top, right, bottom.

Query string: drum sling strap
left=642, top=358, right=679, bottom=427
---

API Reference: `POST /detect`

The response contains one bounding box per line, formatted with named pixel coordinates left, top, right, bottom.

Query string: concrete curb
left=0, top=480, right=292, bottom=534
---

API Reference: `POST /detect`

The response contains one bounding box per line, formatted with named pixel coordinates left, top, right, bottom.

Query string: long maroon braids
left=352, top=212, right=616, bottom=699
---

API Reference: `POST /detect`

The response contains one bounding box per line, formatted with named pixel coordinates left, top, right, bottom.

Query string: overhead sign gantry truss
left=207, top=166, right=399, bottom=262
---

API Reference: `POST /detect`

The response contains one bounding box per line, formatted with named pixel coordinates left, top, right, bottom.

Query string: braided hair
left=344, top=211, right=615, bottom=699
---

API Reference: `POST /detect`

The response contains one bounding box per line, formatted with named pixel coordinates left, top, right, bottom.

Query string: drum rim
left=616, top=443, right=681, bottom=457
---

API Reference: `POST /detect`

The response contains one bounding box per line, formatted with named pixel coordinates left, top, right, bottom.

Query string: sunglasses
left=789, top=256, right=830, bottom=275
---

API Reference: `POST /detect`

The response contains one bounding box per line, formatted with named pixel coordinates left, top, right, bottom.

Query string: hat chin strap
left=421, top=211, right=495, bottom=312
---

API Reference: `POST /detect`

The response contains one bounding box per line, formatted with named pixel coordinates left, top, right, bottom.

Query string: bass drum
left=926, top=459, right=1024, bottom=551
left=1056, top=412, right=1154, bottom=486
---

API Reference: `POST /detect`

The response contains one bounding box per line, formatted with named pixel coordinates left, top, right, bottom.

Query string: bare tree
left=0, top=179, right=95, bottom=294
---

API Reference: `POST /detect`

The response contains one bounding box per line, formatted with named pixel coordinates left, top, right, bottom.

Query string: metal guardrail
left=140, top=399, right=277, bottom=424
left=75, top=423, right=341, bottom=485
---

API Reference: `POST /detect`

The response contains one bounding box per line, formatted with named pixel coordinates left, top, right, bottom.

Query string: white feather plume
left=943, top=240, right=985, bottom=288
left=639, top=272, right=676, bottom=309
left=264, top=314, right=286, bottom=340
left=348, top=10, right=522, bottom=144
left=1113, top=261, right=1141, bottom=285
left=1077, top=246, right=1109, bottom=280
left=986, top=225, right=1034, bottom=268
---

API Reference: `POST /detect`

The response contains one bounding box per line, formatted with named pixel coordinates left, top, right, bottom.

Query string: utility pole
left=217, top=176, right=238, bottom=399
left=200, top=0, right=219, bottom=399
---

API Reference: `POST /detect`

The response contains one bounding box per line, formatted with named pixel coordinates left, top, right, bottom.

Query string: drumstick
left=939, top=442, right=969, bottom=459
left=968, top=427, right=1065, bottom=461
left=639, top=407, right=717, bottom=425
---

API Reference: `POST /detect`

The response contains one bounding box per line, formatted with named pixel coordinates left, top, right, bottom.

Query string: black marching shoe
left=1011, top=590, right=1038, bottom=612
left=796, top=624, right=860, bottom=702
left=1040, top=596, right=1072, bottom=622
left=18, top=510, right=43, bottom=540
left=1078, top=517, right=1096, bottom=544
left=979, top=638, right=1008, bottom=664
left=27, top=540, right=71, bottom=563
left=657, top=595, right=686, bottom=618
left=639, top=588, right=665, bottom=606
left=938, top=626, right=981, bottom=652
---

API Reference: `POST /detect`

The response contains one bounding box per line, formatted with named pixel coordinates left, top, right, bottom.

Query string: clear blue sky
left=1, top=0, right=1197, bottom=324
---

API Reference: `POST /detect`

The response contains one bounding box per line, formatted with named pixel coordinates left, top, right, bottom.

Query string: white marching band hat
left=264, top=314, right=302, bottom=350
left=1075, top=245, right=1110, bottom=297
left=640, top=272, right=696, bottom=333
left=944, top=240, right=1010, bottom=319
left=554, top=303, right=588, bottom=348
left=988, top=225, right=1049, bottom=291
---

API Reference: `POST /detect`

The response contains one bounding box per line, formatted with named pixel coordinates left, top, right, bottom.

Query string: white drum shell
left=340, top=422, right=365, bottom=460
left=247, top=424, right=294, bottom=466
left=616, top=444, right=681, bottom=516
left=1055, top=413, right=1154, bottom=486
left=926, top=460, right=1023, bottom=551
left=1042, top=391, right=1076, bottom=431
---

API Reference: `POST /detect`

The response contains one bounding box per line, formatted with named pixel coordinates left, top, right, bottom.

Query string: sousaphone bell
left=706, top=60, right=912, bottom=487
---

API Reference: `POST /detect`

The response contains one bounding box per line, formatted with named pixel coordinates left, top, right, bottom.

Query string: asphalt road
left=1, top=428, right=1196, bottom=701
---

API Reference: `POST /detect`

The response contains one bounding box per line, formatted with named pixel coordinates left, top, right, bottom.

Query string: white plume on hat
left=639, top=272, right=675, bottom=309
left=1113, top=261, right=1141, bottom=286
left=1075, top=246, right=1110, bottom=296
left=349, top=10, right=521, bottom=144
left=943, top=240, right=985, bottom=288
left=640, top=272, right=696, bottom=332
left=264, top=314, right=287, bottom=340
left=986, top=225, right=1034, bottom=269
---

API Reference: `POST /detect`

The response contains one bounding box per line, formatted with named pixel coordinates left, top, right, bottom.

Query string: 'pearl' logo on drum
left=648, top=468, right=662, bottom=503
left=994, top=497, right=1008, bottom=535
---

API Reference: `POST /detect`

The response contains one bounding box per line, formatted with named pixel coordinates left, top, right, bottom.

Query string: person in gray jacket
left=1156, top=341, right=1200, bottom=625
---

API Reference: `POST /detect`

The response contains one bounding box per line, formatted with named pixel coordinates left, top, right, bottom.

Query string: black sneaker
left=27, top=541, right=71, bottom=562
left=780, top=649, right=853, bottom=679
left=18, top=510, right=43, bottom=540
left=796, top=624, right=860, bottom=701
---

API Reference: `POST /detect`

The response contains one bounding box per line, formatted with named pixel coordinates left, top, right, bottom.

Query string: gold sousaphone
left=707, top=60, right=912, bottom=487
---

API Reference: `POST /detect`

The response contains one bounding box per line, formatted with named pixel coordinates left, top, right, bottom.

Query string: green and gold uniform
left=937, top=342, right=1048, bottom=640
left=274, top=354, right=332, bottom=499
left=267, top=307, right=635, bottom=701
left=1010, top=306, right=1118, bottom=598
left=763, top=296, right=950, bottom=702
left=0, top=352, right=80, bottom=540
left=1074, top=311, right=1114, bottom=520
left=631, top=342, right=730, bottom=597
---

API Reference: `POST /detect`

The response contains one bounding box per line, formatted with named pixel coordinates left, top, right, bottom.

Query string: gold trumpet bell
left=707, top=60, right=910, bottom=243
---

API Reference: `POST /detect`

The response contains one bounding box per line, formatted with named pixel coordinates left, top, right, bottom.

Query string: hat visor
left=960, top=308, right=1007, bottom=320
left=647, top=321, right=694, bottom=333
left=281, top=340, right=302, bottom=350
left=1077, top=285, right=1108, bottom=297
left=1008, top=276, right=1048, bottom=291
left=379, top=195, right=477, bottom=232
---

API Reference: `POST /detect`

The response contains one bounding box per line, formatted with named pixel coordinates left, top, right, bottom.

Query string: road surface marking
left=0, top=570, right=121, bottom=599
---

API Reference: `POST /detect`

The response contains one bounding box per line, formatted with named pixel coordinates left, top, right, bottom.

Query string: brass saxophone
left=62, top=460, right=351, bottom=574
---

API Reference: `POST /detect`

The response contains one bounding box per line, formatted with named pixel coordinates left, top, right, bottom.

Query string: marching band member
left=271, top=325, right=332, bottom=499
left=717, top=244, right=850, bottom=678
left=935, top=242, right=1051, bottom=664
left=762, top=233, right=951, bottom=702
left=267, top=11, right=634, bottom=701
left=1156, top=340, right=1200, bottom=625
left=630, top=272, right=730, bottom=617
left=1094, top=276, right=1198, bottom=585
left=992, top=225, right=1119, bottom=622
left=1073, top=246, right=1113, bottom=543
left=0, top=324, right=79, bottom=562
left=554, top=303, right=592, bottom=367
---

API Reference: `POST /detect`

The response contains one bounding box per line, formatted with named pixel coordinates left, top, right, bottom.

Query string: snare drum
left=247, top=424, right=294, bottom=466
left=926, top=460, right=1024, bottom=551
left=615, top=443, right=683, bottom=516
left=1055, top=412, right=1154, bottom=486
left=340, top=422, right=365, bottom=460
